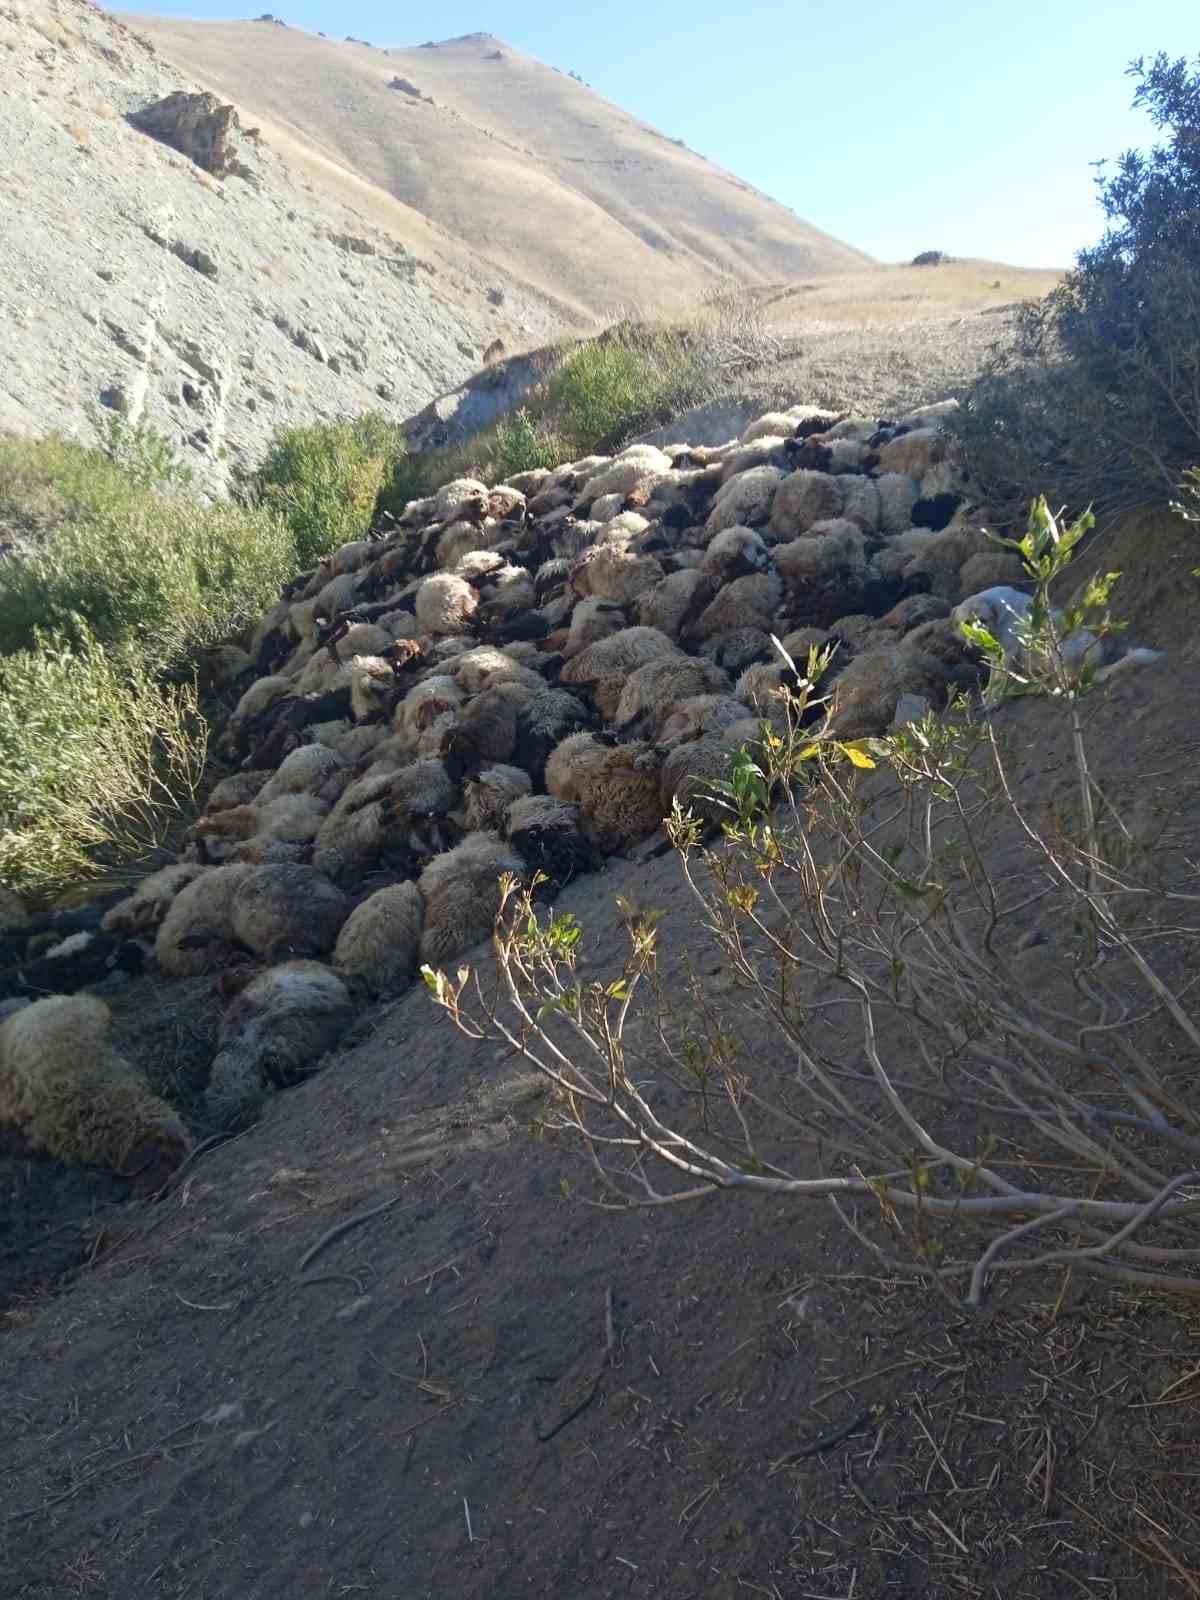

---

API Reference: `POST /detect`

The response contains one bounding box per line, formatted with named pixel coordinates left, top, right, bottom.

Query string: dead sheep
left=545, top=732, right=663, bottom=850
left=206, top=960, right=353, bottom=1127
left=951, top=586, right=1164, bottom=701
left=575, top=544, right=664, bottom=607
left=565, top=597, right=630, bottom=656
left=414, top=573, right=479, bottom=636
left=875, top=472, right=920, bottom=537
left=327, top=538, right=377, bottom=577
left=876, top=428, right=945, bottom=479
left=433, top=476, right=490, bottom=521
left=205, top=770, right=276, bottom=813
left=228, top=675, right=292, bottom=738
left=441, top=679, right=588, bottom=784
left=333, top=882, right=424, bottom=996
left=637, top=570, right=703, bottom=641
left=311, top=571, right=362, bottom=624
left=560, top=626, right=677, bottom=692
left=578, top=446, right=673, bottom=504
left=193, top=793, right=329, bottom=867
left=503, top=794, right=597, bottom=895
left=477, top=565, right=537, bottom=621
left=311, top=779, right=391, bottom=887
left=614, top=656, right=731, bottom=741
left=706, top=466, right=786, bottom=535
left=719, top=438, right=790, bottom=481
left=101, top=863, right=208, bottom=936
left=437, top=518, right=494, bottom=569
left=229, top=864, right=350, bottom=960
left=418, top=832, right=527, bottom=967
left=684, top=569, right=783, bottom=643
left=0, top=995, right=190, bottom=1188
left=769, top=470, right=845, bottom=538
left=957, top=550, right=1028, bottom=596
left=699, top=627, right=773, bottom=675
left=348, top=654, right=398, bottom=723
left=659, top=732, right=742, bottom=825
left=656, top=693, right=749, bottom=749
left=335, top=724, right=391, bottom=764
left=773, top=524, right=869, bottom=623
left=700, top=526, right=772, bottom=586
left=827, top=622, right=982, bottom=738
left=740, top=410, right=806, bottom=445
left=156, top=865, right=254, bottom=975
left=254, top=742, right=347, bottom=803
left=395, top=675, right=465, bottom=747
left=463, top=764, right=533, bottom=832
left=449, top=645, right=524, bottom=694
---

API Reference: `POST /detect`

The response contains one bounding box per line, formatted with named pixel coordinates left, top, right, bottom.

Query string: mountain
left=0, top=1, right=566, bottom=488
left=114, top=19, right=872, bottom=320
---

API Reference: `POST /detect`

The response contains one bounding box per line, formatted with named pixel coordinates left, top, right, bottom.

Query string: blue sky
left=114, top=0, right=1195, bottom=267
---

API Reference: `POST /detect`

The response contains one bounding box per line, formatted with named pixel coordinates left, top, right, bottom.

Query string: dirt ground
left=3, top=517, right=1200, bottom=1599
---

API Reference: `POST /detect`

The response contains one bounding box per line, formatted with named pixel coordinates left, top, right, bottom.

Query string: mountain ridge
left=115, top=14, right=872, bottom=319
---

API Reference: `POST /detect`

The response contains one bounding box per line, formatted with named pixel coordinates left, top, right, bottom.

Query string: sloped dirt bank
left=3, top=515, right=1200, bottom=1599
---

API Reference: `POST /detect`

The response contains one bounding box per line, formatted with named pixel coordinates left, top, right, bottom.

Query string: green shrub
left=0, top=435, right=293, bottom=670
left=488, top=409, right=568, bottom=479
left=0, top=632, right=207, bottom=898
left=253, top=412, right=405, bottom=565
left=89, top=407, right=194, bottom=491
left=954, top=52, right=1200, bottom=517
left=545, top=325, right=710, bottom=453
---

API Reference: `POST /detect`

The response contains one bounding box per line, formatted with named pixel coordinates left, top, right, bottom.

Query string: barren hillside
left=0, top=0, right=565, bottom=487
left=117, top=17, right=872, bottom=320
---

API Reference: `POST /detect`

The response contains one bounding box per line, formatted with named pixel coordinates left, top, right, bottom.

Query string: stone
left=128, top=91, right=242, bottom=177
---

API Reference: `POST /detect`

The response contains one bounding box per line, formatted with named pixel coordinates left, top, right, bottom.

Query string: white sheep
left=333, top=881, right=424, bottom=996
left=156, top=864, right=254, bottom=975
left=705, top=465, right=786, bottom=536
left=685, top=570, right=783, bottom=643
left=207, top=961, right=353, bottom=1127
left=229, top=864, right=350, bottom=960
left=101, top=863, right=208, bottom=936
left=418, top=832, right=527, bottom=967
left=769, top=470, right=845, bottom=538
left=545, top=733, right=663, bottom=849
left=415, top=573, right=479, bottom=636
left=254, top=743, right=348, bottom=804
left=463, top=764, right=533, bottom=832
left=0, top=994, right=190, bottom=1187
left=614, top=656, right=731, bottom=741
left=952, top=586, right=1164, bottom=703
left=637, top=570, right=704, bottom=641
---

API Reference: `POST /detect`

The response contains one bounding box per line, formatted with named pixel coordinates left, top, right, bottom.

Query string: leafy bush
left=252, top=411, right=406, bottom=565
left=0, top=632, right=207, bottom=898
left=544, top=324, right=711, bottom=453
left=89, top=407, right=195, bottom=491
left=0, top=435, right=293, bottom=670
left=488, top=409, right=567, bottom=479
left=427, top=500, right=1200, bottom=1305
left=954, top=52, right=1200, bottom=517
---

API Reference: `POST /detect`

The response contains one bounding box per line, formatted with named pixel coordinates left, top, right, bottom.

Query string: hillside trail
left=3, top=515, right=1200, bottom=1598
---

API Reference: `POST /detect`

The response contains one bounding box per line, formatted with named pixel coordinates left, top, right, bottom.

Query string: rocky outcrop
left=127, top=90, right=242, bottom=177
left=0, top=0, right=560, bottom=490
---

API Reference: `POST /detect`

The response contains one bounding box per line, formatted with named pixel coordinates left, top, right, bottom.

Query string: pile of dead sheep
left=2, top=398, right=1034, bottom=1173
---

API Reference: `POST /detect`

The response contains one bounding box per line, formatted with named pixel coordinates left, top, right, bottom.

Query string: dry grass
left=760, top=259, right=1063, bottom=328
left=118, top=17, right=870, bottom=320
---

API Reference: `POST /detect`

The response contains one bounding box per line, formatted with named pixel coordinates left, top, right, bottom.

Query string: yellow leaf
left=842, top=742, right=877, bottom=770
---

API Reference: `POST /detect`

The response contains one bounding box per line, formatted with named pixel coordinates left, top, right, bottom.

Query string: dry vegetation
left=122, top=18, right=870, bottom=320
left=760, top=259, right=1064, bottom=328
